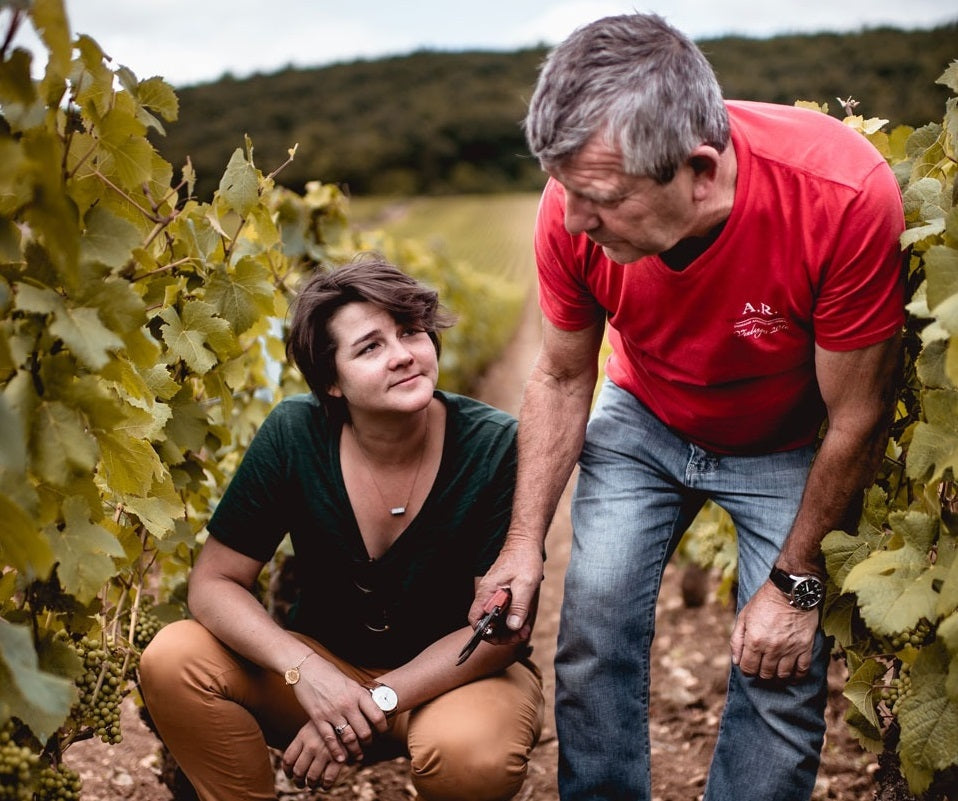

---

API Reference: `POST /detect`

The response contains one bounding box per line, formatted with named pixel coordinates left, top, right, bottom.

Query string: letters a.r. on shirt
left=734, top=301, right=790, bottom=339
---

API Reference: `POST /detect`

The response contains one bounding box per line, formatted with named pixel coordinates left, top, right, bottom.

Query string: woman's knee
left=139, top=619, right=212, bottom=701
left=408, top=680, right=541, bottom=800
left=410, top=729, right=530, bottom=801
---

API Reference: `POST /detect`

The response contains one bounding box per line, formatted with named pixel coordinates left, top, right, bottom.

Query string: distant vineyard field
left=349, top=193, right=541, bottom=286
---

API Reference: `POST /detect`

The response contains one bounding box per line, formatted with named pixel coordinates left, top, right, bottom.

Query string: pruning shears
left=456, top=587, right=512, bottom=666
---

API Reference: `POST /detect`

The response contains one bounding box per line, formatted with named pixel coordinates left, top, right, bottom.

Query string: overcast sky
left=9, top=0, right=957, bottom=87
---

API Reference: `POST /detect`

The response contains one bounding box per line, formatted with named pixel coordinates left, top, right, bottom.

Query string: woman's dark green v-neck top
left=206, top=391, right=517, bottom=668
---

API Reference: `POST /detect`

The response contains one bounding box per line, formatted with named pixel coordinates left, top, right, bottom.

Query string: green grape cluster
left=69, top=638, right=128, bottom=745
left=880, top=664, right=913, bottom=718
left=133, top=603, right=163, bottom=651
left=31, top=764, right=82, bottom=801
left=0, top=723, right=39, bottom=801
left=887, top=618, right=934, bottom=650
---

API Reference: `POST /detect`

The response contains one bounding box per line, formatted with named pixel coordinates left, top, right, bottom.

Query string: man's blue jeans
left=555, top=379, right=830, bottom=801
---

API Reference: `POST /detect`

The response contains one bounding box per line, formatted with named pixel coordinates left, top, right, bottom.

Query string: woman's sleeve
left=206, top=408, right=294, bottom=563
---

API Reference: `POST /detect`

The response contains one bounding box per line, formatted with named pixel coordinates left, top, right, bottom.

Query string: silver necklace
left=352, top=416, right=429, bottom=516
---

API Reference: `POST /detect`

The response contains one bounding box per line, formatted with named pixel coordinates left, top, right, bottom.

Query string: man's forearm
left=507, top=364, right=594, bottom=546
left=777, top=433, right=884, bottom=573
left=778, top=335, right=900, bottom=574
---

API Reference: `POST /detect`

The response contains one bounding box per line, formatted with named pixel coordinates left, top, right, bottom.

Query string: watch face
left=792, top=578, right=824, bottom=610
left=371, top=684, right=398, bottom=713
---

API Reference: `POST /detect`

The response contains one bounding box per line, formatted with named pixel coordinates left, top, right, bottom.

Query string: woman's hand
left=288, top=657, right=387, bottom=764
left=282, top=719, right=347, bottom=791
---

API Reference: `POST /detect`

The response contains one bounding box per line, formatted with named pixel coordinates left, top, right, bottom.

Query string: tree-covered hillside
left=155, top=24, right=956, bottom=200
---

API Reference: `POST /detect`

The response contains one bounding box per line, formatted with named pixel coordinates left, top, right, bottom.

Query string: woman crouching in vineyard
left=139, top=256, right=543, bottom=801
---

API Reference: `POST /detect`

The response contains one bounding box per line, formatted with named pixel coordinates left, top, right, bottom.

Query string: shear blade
left=456, top=627, right=486, bottom=665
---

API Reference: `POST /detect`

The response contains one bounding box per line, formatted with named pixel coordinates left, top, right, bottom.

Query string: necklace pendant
left=389, top=506, right=406, bottom=516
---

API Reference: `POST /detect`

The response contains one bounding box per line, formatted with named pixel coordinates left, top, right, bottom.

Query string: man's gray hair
left=524, top=13, right=730, bottom=183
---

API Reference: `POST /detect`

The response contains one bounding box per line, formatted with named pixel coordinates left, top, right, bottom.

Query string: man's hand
left=730, top=582, right=819, bottom=680
left=470, top=536, right=543, bottom=643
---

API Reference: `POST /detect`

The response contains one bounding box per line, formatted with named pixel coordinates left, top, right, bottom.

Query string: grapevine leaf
left=13, top=281, right=61, bottom=316
left=49, top=306, right=125, bottom=371
left=0, top=50, right=41, bottom=130
left=141, top=364, right=180, bottom=401
left=49, top=496, right=125, bottom=601
left=948, top=338, right=958, bottom=390
left=939, top=614, right=958, bottom=701
left=898, top=642, right=958, bottom=783
left=902, top=220, right=946, bottom=249
left=902, top=177, right=946, bottom=222
left=843, top=656, right=885, bottom=732
left=32, top=400, right=99, bottom=487
left=940, top=556, right=958, bottom=623
left=230, top=204, right=282, bottom=261
left=944, top=98, right=958, bottom=160
left=821, top=590, right=857, bottom=647
left=892, top=509, right=938, bottom=554
left=79, top=205, right=141, bottom=270
left=150, top=516, right=199, bottom=554
left=916, top=339, right=953, bottom=390
left=926, top=245, right=958, bottom=312
left=898, top=757, right=934, bottom=798
left=181, top=299, right=234, bottom=358
left=935, top=60, right=958, bottom=94
left=158, top=306, right=217, bottom=375
left=0, top=619, right=76, bottom=741
left=205, top=258, right=276, bottom=335
left=94, top=99, right=155, bottom=191
left=842, top=541, right=939, bottom=637
left=218, top=148, right=260, bottom=218
left=933, top=293, right=958, bottom=337
left=161, top=390, right=211, bottom=462
left=822, top=528, right=880, bottom=588
left=843, top=704, right=884, bottom=753
left=30, top=0, right=71, bottom=82
left=71, top=35, right=113, bottom=116
left=170, top=212, right=221, bottom=262
left=0, top=394, right=26, bottom=473
left=100, top=358, right=158, bottom=408
left=96, top=429, right=166, bottom=496
left=121, top=481, right=184, bottom=539
left=0, top=490, right=53, bottom=578
left=135, top=76, right=179, bottom=122
left=906, top=389, right=958, bottom=483
left=35, top=634, right=83, bottom=682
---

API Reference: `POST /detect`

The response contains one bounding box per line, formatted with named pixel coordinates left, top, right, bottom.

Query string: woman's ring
left=334, top=722, right=350, bottom=736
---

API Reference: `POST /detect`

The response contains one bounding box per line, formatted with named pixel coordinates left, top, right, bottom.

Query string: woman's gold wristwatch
left=284, top=651, right=315, bottom=685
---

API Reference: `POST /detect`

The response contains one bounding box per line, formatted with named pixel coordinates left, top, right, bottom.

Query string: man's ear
left=687, top=144, right=721, bottom=177
left=687, top=145, right=723, bottom=200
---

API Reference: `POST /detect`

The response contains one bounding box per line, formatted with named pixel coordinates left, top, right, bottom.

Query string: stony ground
left=65, top=292, right=881, bottom=801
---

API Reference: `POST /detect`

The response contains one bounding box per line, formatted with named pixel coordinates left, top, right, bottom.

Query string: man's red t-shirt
left=535, top=101, right=905, bottom=454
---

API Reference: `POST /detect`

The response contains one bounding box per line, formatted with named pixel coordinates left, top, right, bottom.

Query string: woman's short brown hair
left=285, top=255, right=455, bottom=416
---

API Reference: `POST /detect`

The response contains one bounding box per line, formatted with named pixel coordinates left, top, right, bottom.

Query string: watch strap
left=769, top=566, right=824, bottom=609
left=768, top=566, right=796, bottom=596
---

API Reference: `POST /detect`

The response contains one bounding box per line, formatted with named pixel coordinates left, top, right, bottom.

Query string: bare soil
left=65, top=290, right=879, bottom=800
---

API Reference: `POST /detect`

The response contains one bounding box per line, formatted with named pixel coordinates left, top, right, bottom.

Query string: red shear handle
left=483, top=586, right=512, bottom=614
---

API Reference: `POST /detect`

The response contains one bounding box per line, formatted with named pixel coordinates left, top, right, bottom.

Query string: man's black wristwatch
left=769, top=567, right=825, bottom=610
